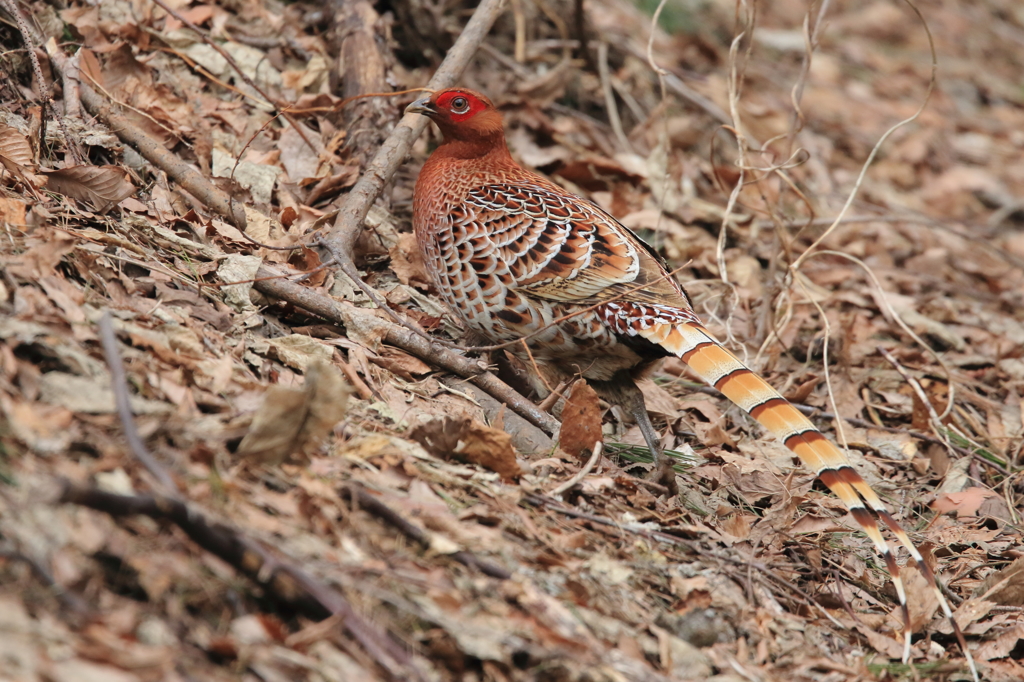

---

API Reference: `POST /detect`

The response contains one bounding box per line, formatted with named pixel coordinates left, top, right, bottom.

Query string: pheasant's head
left=406, top=88, right=505, bottom=150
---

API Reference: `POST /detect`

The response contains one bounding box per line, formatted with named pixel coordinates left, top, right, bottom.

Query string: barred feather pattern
left=410, top=87, right=976, bottom=681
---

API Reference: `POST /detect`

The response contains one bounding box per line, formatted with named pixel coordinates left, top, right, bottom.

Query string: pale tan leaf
left=931, top=486, right=999, bottom=518
left=237, top=359, right=349, bottom=464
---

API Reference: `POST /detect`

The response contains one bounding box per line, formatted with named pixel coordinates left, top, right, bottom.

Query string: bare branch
left=59, top=482, right=424, bottom=681
left=98, top=311, right=180, bottom=496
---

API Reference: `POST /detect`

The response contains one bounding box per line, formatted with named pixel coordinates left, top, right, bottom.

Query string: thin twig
left=336, top=352, right=377, bottom=401
left=510, top=0, right=526, bottom=63
left=2, top=0, right=81, bottom=164
left=98, top=310, right=180, bottom=496
left=59, top=482, right=422, bottom=681
left=339, top=484, right=512, bottom=579
left=0, top=545, right=92, bottom=616
left=786, top=0, right=832, bottom=151
left=537, top=380, right=570, bottom=413
left=597, top=43, right=630, bottom=152
left=550, top=441, right=603, bottom=495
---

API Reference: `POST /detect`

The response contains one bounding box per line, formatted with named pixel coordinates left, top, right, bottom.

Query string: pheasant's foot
left=649, top=455, right=679, bottom=496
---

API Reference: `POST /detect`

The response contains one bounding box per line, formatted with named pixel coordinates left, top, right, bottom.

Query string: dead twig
left=0, top=544, right=92, bottom=617
left=251, top=267, right=561, bottom=436
left=98, top=310, right=181, bottom=496
left=339, top=484, right=512, bottom=580
left=58, top=482, right=423, bottom=681
left=0, top=0, right=82, bottom=164
left=336, top=352, right=377, bottom=401
left=597, top=43, right=631, bottom=152
left=537, top=380, right=570, bottom=413
left=550, top=441, right=603, bottom=496
left=46, top=43, right=247, bottom=227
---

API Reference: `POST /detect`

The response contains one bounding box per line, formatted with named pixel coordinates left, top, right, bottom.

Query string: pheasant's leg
left=618, top=380, right=679, bottom=494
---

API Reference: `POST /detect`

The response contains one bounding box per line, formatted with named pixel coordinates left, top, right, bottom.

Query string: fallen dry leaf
left=409, top=416, right=520, bottom=480
left=5, top=229, right=76, bottom=279
left=41, top=165, right=135, bottom=211
left=369, top=346, right=432, bottom=381
left=237, top=359, right=350, bottom=464
left=976, top=557, right=1024, bottom=606
left=558, top=379, right=603, bottom=460
left=931, top=487, right=999, bottom=518
left=0, top=123, right=35, bottom=169
left=389, top=231, right=433, bottom=290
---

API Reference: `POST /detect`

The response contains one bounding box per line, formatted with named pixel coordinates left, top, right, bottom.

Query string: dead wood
left=333, top=0, right=396, bottom=166
left=98, top=310, right=180, bottom=496
left=252, top=266, right=561, bottom=435
left=339, top=484, right=512, bottom=579
left=58, top=482, right=423, bottom=681
left=47, top=45, right=248, bottom=228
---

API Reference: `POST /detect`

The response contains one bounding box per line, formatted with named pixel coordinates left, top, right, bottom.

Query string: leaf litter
left=1, top=0, right=1023, bottom=681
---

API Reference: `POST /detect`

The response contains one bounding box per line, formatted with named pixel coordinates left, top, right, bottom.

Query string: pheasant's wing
left=462, top=182, right=689, bottom=308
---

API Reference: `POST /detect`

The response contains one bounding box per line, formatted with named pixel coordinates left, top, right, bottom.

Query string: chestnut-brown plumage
left=407, top=87, right=975, bottom=679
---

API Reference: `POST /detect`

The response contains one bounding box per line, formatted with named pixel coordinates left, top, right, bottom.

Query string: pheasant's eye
left=450, top=96, right=470, bottom=113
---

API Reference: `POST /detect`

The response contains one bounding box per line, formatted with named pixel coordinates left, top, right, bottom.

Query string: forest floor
left=1, top=0, right=1023, bottom=680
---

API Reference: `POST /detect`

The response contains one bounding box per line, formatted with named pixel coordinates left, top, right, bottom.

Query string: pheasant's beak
left=405, top=96, right=436, bottom=117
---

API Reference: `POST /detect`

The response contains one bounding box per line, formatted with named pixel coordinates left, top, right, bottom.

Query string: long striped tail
left=639, top=320, right=977, bottom=681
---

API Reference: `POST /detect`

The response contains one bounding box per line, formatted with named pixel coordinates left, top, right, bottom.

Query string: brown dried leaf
left=853, top=623, right=905, bottom=661
left=931, top=486, right=999, bottom=518
left=237, top=359, right=350, bottom=464
left=783, top=375, right=820, bottom=403
left=287, top=246, right=327, bottom=287
left=558, top=380, right=603, bottom=460
left=389, top=232, right=432, bottom=290
left=974, top=622, right=1024, bottom=662
left=0, top=394, right=74, bottom=456
left=41, top=165, right=135, bottom=210
left=900, top=564, right=941, bottom=631
left=409, top=417, right=520, bottom=480
left=370, top=346, right=432, bottom=381
left=0, top=197, right=28, bottom=229
left=637, top=378, right=679, bottom=419
left=0, top=124, right=35, bottom=169
left=719, top=513, right=753, bottom=541
left=719, top=461, right=788, bottom=504
left=976, top=557, right=1024, bottom=606
left=6, top=230, right=76, bottom=279
left=78, top=47, right=104, bottom=90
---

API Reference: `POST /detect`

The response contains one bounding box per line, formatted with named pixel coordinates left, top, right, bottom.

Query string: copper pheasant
left=407, top=87, right=975, bottom=679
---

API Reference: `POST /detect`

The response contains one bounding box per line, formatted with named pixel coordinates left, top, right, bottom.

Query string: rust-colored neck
left=429, top=134, right=514, bottom=163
